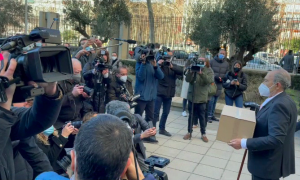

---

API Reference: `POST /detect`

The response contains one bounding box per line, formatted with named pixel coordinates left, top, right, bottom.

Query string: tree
left=283, top=38, right=300, bottom=53
left=147, top=0, right=155, bottom=43
left=190, top=0, right=280, bottom=65
left=0, top=0, right=32, bottom=35
left=64, top=0, right=131, bottom=42
left=61, top=30, right=80, bottom=42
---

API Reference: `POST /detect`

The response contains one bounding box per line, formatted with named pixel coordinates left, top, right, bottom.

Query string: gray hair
left=116, top=66, right=128, bottom=74
left=273, top=70, right=291, bottom=90
left=106, top=100, right=130, bottom=115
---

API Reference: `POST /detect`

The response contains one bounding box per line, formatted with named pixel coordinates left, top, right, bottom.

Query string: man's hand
left=236, top=81, right=240, bottom=86
left=71, top=128, right=79, bottom=135
left=150, top=60, right=157, bottom=67
left=82, top=92, right=90, bottom=99
left=140, top=54, right=146, bottom=64
left=158, top=59, right=164, bottom=65
left=83, top=39, right=94, bottom=49
left=141, top=127, right=156, bottom=139
left=94, top=39, right=102, bottom=47
left=231, top=80, right=236, bottom=85
left=72, top=85, right=84, bottom=97
left=228, top=139, right=242, bottom=150
left=62, top=123, right=75, bottom=138
left=198, top=68, right=202, bottom=74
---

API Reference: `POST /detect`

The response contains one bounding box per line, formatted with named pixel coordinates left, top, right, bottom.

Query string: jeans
left=208, top=96, right=219, bottom=117
left=135, top=100, right=155, bottom=124
left=225, top=94, right=244, bottom=108
left=187, top=101, right=207, bottom=134
left=296, top=121, right=300, bottom=132
left=182, top=98, right=187, bottom=111
left=154, top=96, right=172, bottom=130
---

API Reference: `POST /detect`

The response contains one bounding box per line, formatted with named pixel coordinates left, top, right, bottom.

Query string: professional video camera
left=144, top=156, right=169, bottom=180
left=120, top=84, right=140, bottom=108
left=0, top=27, right=73, bottom=103
left=188, top=53, right=205, bottom=72
left=79, top=83, right=94, bottom=96
left=94, top=50, right=111, bottom=71
left=157, top=46, right=172, bottom=67
left=133, top=43, right=155, bottom=62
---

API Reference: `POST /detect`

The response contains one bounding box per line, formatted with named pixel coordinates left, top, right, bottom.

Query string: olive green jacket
left=186, top=67, right=214, bottom=103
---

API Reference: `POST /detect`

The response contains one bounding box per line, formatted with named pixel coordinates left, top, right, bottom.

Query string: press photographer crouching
left=107, top=66, right=134, bottom=103
left=154, top=51, right=183, bottom=137
left=183, top=58, right=214, bottom=142
left=106, top=100, right=156, bottom=172
left=82, top=50, right=111, bottom=113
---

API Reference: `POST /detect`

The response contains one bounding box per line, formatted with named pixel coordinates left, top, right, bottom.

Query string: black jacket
left=210, top=56, right=230, bottom=96
left=36, top=134, right=69, bottom=174
left=107, top=75, right=134, bottom=102
left=157, top=64, right=183, bottom=98
left=13, top=136, right=52, bottom=180
left=55, top=80, right=93, bottom=129
left=247, top=92, right=297, bottom=179
left=222, top=71, right=247, bottom=98
left=82, top=62, right=111, bottom=113
left=0, top=94, right=63, bottom=180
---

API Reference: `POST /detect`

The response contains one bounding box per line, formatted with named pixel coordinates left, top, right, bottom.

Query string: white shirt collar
left=260, top=91, right=283, bottom=110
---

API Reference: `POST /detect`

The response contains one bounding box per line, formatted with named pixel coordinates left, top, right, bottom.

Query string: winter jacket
left=0, top=93, right=63, bottom=180
left=206, top=67, right=215, bottom=100
left=280, top=53, right=294, bottom=73
left=157, top=64, right=183, bottom=98
left=55, top=80, right=93, bottom=129
left=222, top=65, right=248, bottom=99
left=12, top=136, right=52, bottom=180
left=135, top=61, right=164, bottom=101
left=109, top=58, right=123, bottom=73
left=186, top=66, right=214, bottom=104
left=107, top=75, right=134, bottom=102
left=82, top=62, right=112, bottom=113
left=210, top=56, right=230, bottom=96
left=36, top=134, right=69, bottom=174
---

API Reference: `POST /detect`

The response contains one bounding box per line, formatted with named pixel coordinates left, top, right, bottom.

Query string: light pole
left=25, top=0, right=28, bottom=34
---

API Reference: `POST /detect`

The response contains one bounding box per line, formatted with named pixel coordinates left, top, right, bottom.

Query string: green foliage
left=64, top=0, right=132, bottom=42
left=121, top=59, right=136, bottom=75
left=190, top=0, right=279, bottom=64
left=282, top=38, right=300, bottom=53
left=0, top=0, right=32, bottom=34
left=61, top=30, right=80, bottom=42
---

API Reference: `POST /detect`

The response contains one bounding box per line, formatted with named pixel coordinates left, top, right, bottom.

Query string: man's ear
left=71, top=150, right=76, bottom=172
left=120, top=158, right=131, bottom=178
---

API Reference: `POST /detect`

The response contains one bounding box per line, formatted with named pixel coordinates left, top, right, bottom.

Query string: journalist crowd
left=0, top=34, right=300, bottom=180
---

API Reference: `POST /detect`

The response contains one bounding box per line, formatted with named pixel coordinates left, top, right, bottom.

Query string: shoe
left=208, top=120, right=212, bottom=123
left=201, top=135, right=209, bottom=142
left=143, top=136, right=158, bottom=144
left=193, top=124, right=198, bottom=128
left=183, top=133, right=191, bottom=140
left=159, top=130, right=172, bottom=137
left=182, top=111, right=187, bottom=117
left=211, top=116, right=219, bottom=121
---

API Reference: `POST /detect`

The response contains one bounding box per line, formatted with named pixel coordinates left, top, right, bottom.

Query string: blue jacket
left=135, top=61, right=164, bottom=101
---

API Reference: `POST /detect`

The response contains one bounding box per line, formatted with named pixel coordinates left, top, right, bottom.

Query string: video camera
left=158, top=47, right=171, bottom=67
left=119, top=84, right=140, bottom=108
left=94, top=50, right=111, bottom=71
left=79, top=83, right=94, bottom=96
left=144, top=155, right=169, bottom=180
left=189, top=53, right=205, bottom=72
left=0, top=27, right=73, bottom=103
left=133, top=43, right=155, bottom=62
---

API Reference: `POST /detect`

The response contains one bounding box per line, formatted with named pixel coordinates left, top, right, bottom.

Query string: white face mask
left=36, top=42, right=42, bottom=47
left=103, top=72, right=109, bottom=78
left=120, top=75, right=127, bottom=82
left=258, top=83, right=275, bottom=97
left=112, top=56, right=117, bottom=60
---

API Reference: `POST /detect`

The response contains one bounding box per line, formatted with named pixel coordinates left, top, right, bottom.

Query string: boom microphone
left=111, top=38, right=136, bottom=44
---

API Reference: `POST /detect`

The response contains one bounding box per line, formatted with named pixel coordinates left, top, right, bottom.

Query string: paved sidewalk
left=145, top=110, right=300, bottom=180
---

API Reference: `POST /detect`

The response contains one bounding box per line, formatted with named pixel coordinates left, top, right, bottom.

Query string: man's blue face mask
left=219, top=54, right=225, bottom=60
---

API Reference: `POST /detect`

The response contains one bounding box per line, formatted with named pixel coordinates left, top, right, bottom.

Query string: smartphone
left=233, top=79, right=238, bottom=82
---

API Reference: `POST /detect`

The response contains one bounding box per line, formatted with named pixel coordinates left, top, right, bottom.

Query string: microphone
left=111, top=38, right=136, bottom=44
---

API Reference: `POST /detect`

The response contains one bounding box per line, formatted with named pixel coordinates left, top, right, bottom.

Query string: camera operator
left=36, top=114, right=156, bottom=180
left=106, top=100, right=156, bottom=172
left=135, top=46, right=164, bottom=143
left=107, top=66, right=133, bottom=103
left=109, top=52, right=123, bottom=73
left=0, top=51, right=63, bottom=180
left=183, top=58, right=214, bottom=142
left=82, top=50, right=111, bottom=113
left=36, top=124, right=74, bottom=175
left=154, top=53, right=183, bottom=137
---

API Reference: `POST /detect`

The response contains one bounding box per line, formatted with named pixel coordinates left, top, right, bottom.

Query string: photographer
left=106, top=100, right=156, bottom=172
left=183, top=58, right=214, bottom=142
left=0, top=52, right=63, bottom=180
left=82, top=50, right=111, bottom=113
left=222, top=61, right=247, bottom=108
left=109, top=52, right=123, bottom=73
left=107, top=66, right=134, bottom=103
left=135, top=46, right=164, bottom=143
left=154, top=53, right=183, bottom=137
left=36, top=124, right=74, bottom=175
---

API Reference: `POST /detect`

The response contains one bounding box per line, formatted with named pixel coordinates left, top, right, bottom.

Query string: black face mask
left=234, top=68, right=240, bottom=73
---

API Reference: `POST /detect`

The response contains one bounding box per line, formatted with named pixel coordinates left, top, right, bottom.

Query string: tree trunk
left=147, top=0, right=155, bottom=43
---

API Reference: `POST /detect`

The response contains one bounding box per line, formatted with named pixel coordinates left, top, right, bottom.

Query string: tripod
left=188, top=71, right=197, bottom=140
left=94, top=70, right=105, bottom=113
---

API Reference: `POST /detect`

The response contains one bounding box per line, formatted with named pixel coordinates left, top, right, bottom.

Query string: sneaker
left=211, top=116, right=219, bottom=121
left=208, top=120, right=212, bottom=123
left=193, top=124, right=198, bottom=128
left=159, top=130, right=172, bottom=137
left=143, top=136, right=158, bottom=144
left=201, top=135, right=209, bottom=142
left=183, top=133, right=191, bottom=140
left=182, top=111, right=187, bottom=117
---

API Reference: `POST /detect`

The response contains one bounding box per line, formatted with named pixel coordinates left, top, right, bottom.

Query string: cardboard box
left=216, top=105, right=256, bottom=143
